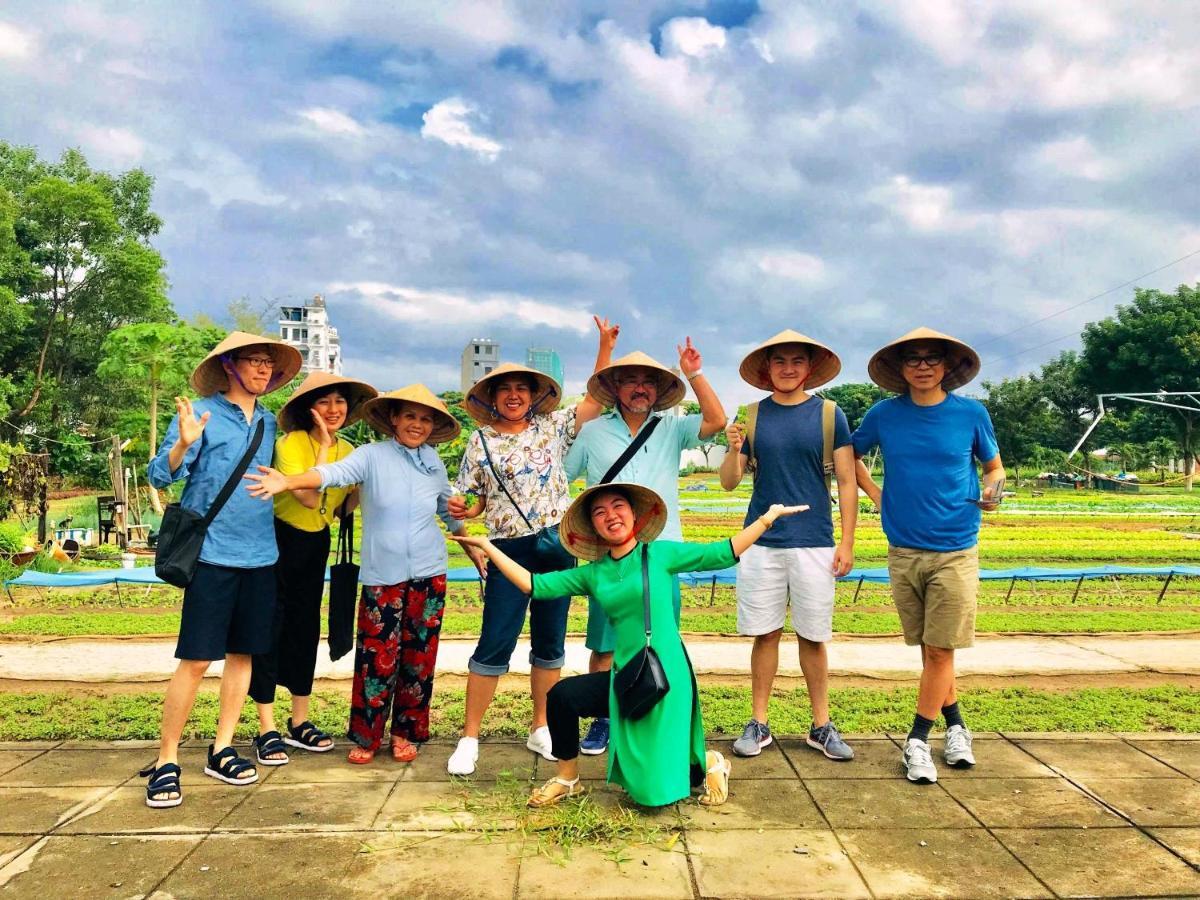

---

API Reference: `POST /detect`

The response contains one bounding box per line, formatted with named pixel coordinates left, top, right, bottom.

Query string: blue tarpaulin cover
left=7, top=564, right=1199, bottom=590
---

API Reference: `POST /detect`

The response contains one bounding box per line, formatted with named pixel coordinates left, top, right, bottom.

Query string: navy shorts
left=469, top=533, right=571, bottom=676
left=175, top=562, right=276, bottom=661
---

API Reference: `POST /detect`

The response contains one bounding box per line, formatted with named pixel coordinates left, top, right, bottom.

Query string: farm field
left=4, top=480, right=1199, bottom=639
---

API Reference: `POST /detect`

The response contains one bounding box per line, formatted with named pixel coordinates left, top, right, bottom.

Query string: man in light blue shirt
left=565, top=340, right=726, bottom=753
left=142, top=332, right=301, bottom=809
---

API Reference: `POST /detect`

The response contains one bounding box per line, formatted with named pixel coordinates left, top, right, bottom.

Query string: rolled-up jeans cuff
left=468, top=657, right=510, bottom=676
left=529, top=650, right=566, bottom=670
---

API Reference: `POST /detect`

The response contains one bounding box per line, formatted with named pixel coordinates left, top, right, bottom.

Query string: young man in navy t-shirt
left=719, top=330, right=858, bottom=762
left=852, top=327, right=1004, bottom=785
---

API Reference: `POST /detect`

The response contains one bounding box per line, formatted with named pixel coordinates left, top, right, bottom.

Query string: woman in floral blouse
left=445, top=317, right=616, bottom=776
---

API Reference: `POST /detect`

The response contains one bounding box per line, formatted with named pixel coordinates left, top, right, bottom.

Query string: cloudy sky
left=1, top=1, right=1197, bottom=405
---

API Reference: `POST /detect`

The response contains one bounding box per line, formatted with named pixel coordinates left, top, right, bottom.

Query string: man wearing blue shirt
left=719, top=331, right=857, bottom=763
left=141, top=332, right=301, bottom=808
left=565, top=340, right=726, bottom=753
left=852, top=327, right=1005, bottom=785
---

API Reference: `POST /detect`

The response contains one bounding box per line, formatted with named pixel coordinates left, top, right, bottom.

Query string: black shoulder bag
left=327, top=507, right=358, bottom=661
left=154, top=418, right=265, bottom=588
left=612, top=544, right=670, bottom=720
left=598, top=415, right=661, bottom=485
left=478, top=433, right=575, bottom=568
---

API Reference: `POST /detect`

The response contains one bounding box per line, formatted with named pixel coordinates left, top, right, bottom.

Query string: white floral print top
left=454, top=408, right=579, bottom=539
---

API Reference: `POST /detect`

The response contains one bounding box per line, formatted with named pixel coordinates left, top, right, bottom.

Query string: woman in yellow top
left=249, top=372, right=378, bottom=765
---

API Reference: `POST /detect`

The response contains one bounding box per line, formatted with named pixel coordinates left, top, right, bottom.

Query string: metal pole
left=1004, top=577, right=1016, bottom=604
left=709, top=575, right=717, bottom=605
left=1070, top=575, right=1085, bottom=604
left=1156, top=571, right=1175, bottom=605
left=852, top=574, right=864, bottom=604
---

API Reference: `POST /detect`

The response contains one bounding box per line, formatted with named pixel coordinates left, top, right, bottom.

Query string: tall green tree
left=981, top=374, right=1059, bottom=480
left=815, top=383, right=888, bottom=431
left=1079, top=284, right=1200, bottom=488
left=0, top=144, right=171, bottom=477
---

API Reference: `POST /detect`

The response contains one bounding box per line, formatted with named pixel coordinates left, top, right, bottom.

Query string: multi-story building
left=525, top=347, right=564, bottom=388
left=461, top=338, right=500, bottom=393
left=279, top=295, right=342, bottom=375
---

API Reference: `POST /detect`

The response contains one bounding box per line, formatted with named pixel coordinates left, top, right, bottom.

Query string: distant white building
left=461, top=338, right=499, bottom=393
left=279, top=295, right=342, bottom=375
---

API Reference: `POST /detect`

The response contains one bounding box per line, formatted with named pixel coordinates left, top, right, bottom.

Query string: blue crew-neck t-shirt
left=740, top=396, right=851, bottom=549
left=851, top=393, right=1000, bottom=552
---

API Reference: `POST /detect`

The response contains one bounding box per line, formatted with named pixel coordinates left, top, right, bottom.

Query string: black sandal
left=204, top=745, right=258, bottom=786
left=254, top=731, right=290, bottom=766
left=138, top=761, right=182, bottom=809
left=284, top=718, right=334, bottom=753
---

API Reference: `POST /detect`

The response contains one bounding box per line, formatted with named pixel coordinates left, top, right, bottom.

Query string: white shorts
left=736, top=544, right=836, bottom=642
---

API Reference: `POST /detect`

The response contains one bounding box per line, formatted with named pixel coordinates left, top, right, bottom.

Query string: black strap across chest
left=600, top=415, right=662, bottom=485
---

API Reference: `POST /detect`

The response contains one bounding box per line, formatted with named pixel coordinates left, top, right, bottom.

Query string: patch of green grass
left=2, top=685, right=1198, bottom=742
left=8, top=607, right=1200, bottom=637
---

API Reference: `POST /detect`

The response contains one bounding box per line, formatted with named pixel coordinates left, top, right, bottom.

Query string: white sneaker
left=447, top=737, right=479, bottom=776
left=944, top=724, right=976, bottom=768
left=526, top=726, right=556, bottom=761
left=902, top=738, right=938, bottom=784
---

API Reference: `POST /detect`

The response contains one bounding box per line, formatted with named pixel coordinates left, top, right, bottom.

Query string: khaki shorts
left=887, top=545, right=979, bottom=649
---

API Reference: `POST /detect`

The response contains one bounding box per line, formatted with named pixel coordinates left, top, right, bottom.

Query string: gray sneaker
left=943, top=724, right=976, bottom=768
left=806, top=721, right=855, bottom=761
left=902, top=738, right=938, bottom=784
left=731, top=719, right=772, bottom=757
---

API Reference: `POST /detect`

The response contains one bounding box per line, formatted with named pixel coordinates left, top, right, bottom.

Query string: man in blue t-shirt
left=719, top=330, right=858, bottom=763
left=852, top=326, right=1005, bottom=786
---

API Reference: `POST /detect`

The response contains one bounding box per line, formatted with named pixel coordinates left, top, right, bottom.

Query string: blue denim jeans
left=468, top=532, right=572, bottom=676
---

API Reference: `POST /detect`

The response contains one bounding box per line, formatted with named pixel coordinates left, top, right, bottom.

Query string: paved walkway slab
left=0, top=735, right=1195, bottom=897
left=4, top=632, right=1197, bottom=683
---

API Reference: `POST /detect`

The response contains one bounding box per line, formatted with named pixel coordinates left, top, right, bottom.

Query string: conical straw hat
left=867, top=326, right=981, bottom=394
left=190, top=331, right=303, bottom=397
left=362, top=384, right=461, bottom=445
left=559, top=482, right=667, bottom=562
left=586, top=351, right=686, bottom=411
left=739, top=329, right=842, bottom=391
left=276, top=372, right=378, bottom=433
left=463, top=362, right=562, bottom=426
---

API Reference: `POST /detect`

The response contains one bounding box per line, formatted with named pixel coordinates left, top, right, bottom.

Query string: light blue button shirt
left=564, top=411, right=702, bottom=541
left=147, top=394, right=278, bottom=569
left=316, top=440, right=462, bottom=586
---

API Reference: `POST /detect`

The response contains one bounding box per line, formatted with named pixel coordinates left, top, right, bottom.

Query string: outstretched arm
left=245, top=466, right=323, bottom=499
left=449, top=534, right=532, bottom=594
left=575, top=315, right=620, bottom=427
left=730, top=503, right=808, bottom=557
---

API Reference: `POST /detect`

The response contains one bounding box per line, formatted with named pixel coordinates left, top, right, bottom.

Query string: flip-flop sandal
left=347, top=746, right=375, bottom=765
left=204, top=745, right=259, bottom=786
left=254, top=731, right=290, bottom=766
left=284, top=718, right=334, bottom=753
left=391, top=738, right=419, bottom=763
left=139, top=761, right=182, bottom=809
left=699, top=750, right=731, bottom=807
left=527, top=776, right=584, bottom=808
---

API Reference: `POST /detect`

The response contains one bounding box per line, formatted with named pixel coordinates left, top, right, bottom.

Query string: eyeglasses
left=616, top=378, right=658, bottom=389
left=236, top=355, right=276, bottom=369
left=901, top=354, right=944, bottom=369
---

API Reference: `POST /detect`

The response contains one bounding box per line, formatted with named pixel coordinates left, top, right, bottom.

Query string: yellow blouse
left=272, top=430, right=355, bottom=531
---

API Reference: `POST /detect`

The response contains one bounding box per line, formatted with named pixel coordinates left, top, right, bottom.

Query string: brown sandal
left=699, top=750, right=731, bottom=806
left=527, top=776, right=584, bottom=808
left=347, top=745, right=375, bottom=765
left=391, top=737, right=419, bottom=763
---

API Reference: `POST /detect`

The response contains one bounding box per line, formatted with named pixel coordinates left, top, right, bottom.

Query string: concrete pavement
left=0, top=734, right=1199, bottom=897
left=2, top=632, right=1198, bottom=683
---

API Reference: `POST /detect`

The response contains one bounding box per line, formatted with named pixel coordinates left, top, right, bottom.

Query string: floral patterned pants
left=348, top=575, right=447, bottom=751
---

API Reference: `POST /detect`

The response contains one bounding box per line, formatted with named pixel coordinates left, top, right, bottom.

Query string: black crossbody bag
left=598, top=415, right=661, bottom=485
left=327, top=507, right=358, bottom=661
left=155, top=418, right=265, bottom=588
left=613, top=544, right=669, bottom=720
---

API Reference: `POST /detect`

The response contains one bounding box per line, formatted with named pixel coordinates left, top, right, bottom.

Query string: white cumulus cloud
left=661, top=18, right=726, bottom=57
left=421, top=97, right=502, bottom=160
left=0, top=20, right=35, bottom=59
left=298, top=106, right=365, bottom=137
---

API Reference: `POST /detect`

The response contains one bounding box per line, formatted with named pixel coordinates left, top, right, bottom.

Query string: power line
left=982, top=329, right=1081, bottom=367
left=974, top=247, right=1200, bottom=351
